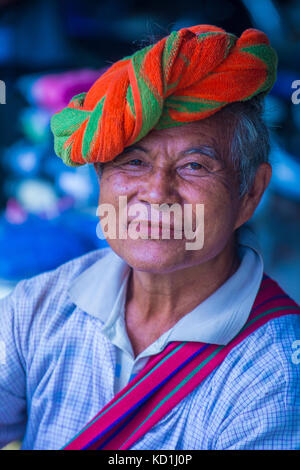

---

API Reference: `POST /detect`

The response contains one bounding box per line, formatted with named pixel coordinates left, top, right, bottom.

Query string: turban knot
left=50, top=25, right=277, bottom=166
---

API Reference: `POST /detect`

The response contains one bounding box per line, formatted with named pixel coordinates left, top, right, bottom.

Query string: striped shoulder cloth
left=63, top=274, right=300, bottom=450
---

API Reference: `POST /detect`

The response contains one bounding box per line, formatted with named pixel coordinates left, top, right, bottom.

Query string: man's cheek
left=203, top=203, right=232, bottom=238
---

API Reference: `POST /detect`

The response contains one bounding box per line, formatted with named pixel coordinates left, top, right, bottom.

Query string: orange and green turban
left=50, top=24, right=277, bottom=167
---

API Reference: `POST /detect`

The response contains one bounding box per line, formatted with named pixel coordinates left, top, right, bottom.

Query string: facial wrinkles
left=152, top=127, right=232, bottom=188
left=101, top=119, right=239, bottom=204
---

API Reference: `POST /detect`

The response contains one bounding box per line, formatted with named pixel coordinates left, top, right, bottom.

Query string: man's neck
left=124, top=238, right=240, bottom=357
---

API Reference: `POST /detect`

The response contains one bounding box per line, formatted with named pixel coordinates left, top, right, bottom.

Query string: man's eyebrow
left=115, top=144, right=221, bottom=162
left=120, top=145, right=147, bottom=154
left=112, top=145, right=147, bottom=164
left=182, top=146, right=220, bottom=160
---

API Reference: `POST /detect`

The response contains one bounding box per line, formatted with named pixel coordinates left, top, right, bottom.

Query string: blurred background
left=0, top=0, right=299, bottom=303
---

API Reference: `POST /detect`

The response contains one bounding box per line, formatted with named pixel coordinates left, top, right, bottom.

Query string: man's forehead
left=123, top=116, right=230, bottom=159
left=150, top=118, right=222, bottom=139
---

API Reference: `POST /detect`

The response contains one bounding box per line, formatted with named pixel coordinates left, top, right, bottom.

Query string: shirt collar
left=68, top=248, right=131, bottom=321
left=68, top=224, right=263, bottom=346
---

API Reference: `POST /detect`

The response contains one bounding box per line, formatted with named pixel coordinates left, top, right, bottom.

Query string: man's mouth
left=128, top=220, right=184, bottom=238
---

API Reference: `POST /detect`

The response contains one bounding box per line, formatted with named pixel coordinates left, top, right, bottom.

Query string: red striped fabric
left=63, top=274, right=299, bottom=450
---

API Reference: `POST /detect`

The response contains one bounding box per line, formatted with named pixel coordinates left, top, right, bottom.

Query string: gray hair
left=94, top=95, right=270, bottom=199
left=220, top=95, right=270, bottom=198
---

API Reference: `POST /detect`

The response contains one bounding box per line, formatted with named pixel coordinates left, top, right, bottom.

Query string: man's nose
left=137, top=167, right=178, bottom=206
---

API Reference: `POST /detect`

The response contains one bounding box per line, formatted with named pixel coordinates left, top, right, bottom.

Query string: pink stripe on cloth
left=63, top=274, right=300, bottom=450
left=113, top=279, right=300, bottom=449
left=64, top=341, right=207, bottom=449
left=93, top=345, right=215, bottom=450
left=117, top=307, right=300, bottom=450
left=111, top=278, right=300, bottom=449
left=107, top=344, right=219, bottom=449
left=248, top=275, right=288, bottom=310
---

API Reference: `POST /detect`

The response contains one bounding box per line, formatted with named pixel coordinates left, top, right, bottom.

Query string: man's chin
left=108, top=238, right=189, bottom=273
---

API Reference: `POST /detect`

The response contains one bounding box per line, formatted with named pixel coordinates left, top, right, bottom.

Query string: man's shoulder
left=241, top=274, right=300, bottom=370
left=0, top=247, right=115, bottom=360
left=2, top=247, right=114, bottom=325
left=188, top=312, right=299, bottom=443
left=212, top=308, right=300, bottom=410
left=240, top=310, right=300, bottom=366
left=192, top=277, right=299, bottom=417
left=234, top=272, right=299, bottom=371
left=16, top=246, right=113, bottom=294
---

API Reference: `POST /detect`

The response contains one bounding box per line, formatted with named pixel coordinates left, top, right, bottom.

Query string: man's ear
left=234, top=162, right=272, bottom=230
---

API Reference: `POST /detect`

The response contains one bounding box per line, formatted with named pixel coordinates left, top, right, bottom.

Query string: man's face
left=97, top=115, right=244, bottom=273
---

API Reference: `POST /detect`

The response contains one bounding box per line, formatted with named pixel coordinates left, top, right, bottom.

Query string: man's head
left=50, top=23, right=276, bottom=273
left=95, top=95, right=271, bottom=273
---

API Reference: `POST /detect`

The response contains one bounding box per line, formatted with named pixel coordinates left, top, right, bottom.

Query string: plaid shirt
left=0, top=227, right=299, bottom=450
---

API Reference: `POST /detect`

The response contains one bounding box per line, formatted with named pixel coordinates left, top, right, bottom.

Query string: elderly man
left=0, top=25, right=299, bottom=450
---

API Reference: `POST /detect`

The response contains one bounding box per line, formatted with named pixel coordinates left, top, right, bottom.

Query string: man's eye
left=185, top=162, right=205, bottom=170
left=125, top=159, right=144, bottom=166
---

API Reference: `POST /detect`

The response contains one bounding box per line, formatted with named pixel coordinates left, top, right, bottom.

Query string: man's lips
left=128, top=220, right=184, bottom=237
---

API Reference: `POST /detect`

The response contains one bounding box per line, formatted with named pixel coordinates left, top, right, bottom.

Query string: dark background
left=0, top=0, right=299, bottom=301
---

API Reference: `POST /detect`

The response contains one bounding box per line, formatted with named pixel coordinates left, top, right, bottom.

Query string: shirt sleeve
left=0, top=282, right=27, bottom=448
